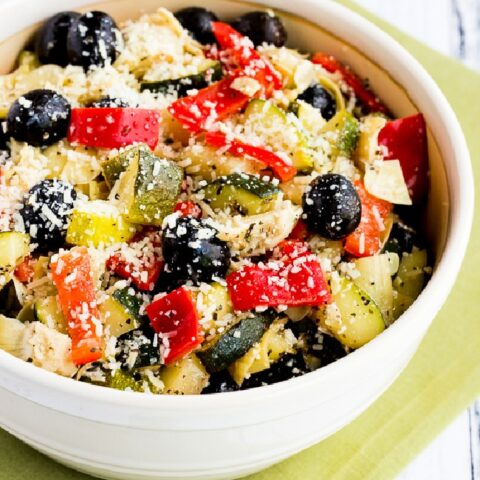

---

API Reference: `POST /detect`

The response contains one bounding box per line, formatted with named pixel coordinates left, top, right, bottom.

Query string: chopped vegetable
left=67, top=108, right=161, bottom=150
left=116, top=146, right=184, bottom=226
left=66, top=200, right=136, bottom=247
left=106, top=230, right=163, bottom=292
left=226, top=245, right=331, bottom=311
left=168, top=77, right=250, bottom=133
left=146, top=287, right=202, bottom=365
left=0, top=232, right=30, bottom=276
left=174, top=200, right=202, bottom=218
left=229, top=320, right=295, bottom=385
left=242, top=99, right=313, bottom=171
left=319, top=276, right=385, bottom=349
left=311, top=52, right=389, bottom=114
left=161, top=354, right=209, bottom=395
left=202, top=173, right=280, bottom=215
left=198, top=312, right=273, bottom=373
left=14, top=255, right=35, bottom=283
left=321, top=109, right=360, bottom=157
left=345, top=182, right=392, bottom=258
left=378, top=113, right=429, bottom=203
left=140, top=60, right=223, bottom=97
left=211, top=21, right=282, bottom=95
left=50, top=246, right=103, bottom=365
left=205, top=131, right=297, bottom=182
left=364, top=160, right=412, bottom=205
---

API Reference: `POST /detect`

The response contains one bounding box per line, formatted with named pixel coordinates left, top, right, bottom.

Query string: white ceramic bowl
left=0, top=1, right=473, bottom=479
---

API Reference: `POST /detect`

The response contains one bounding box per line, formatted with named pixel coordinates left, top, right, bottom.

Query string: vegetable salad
left=0, top=6, right=431, bottom=394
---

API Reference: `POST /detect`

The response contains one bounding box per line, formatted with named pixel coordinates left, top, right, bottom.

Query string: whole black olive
left=297, top=84, right=337, bottom=121
left=303, top=173, right=361, bottom=240
left=7, top=89, right=71, bottom=147
left=202, top=371, right=240, bottom=394
left=20, top=179, right=77, bottom=252
left=241, top=352, right=308, bottom=389
left=383, top=222, right=421, bottom=255
left=66, top=11, right=122, bottom=70
left=231, top=11, right=287, bottom=47
left=162, top=216, right=230, bottom=285
left=175, top=7, right=218, bottom=45
left=34, top=11, right=80, bottom=66
left=315, top=333, right=347, bottom=367
left=0, top=121, right=10, bottom=153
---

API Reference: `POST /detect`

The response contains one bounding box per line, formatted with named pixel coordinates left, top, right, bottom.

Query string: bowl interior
left=0, top=0, right=449, bottom=262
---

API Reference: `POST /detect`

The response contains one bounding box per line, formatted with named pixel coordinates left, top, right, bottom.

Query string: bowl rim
left=0, top=0, right=474, bottom=414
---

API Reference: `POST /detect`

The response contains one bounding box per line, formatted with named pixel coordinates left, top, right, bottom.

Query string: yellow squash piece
left=66, top=200, right=136, bottom=247
left=161, top=355, right=210, bottom=395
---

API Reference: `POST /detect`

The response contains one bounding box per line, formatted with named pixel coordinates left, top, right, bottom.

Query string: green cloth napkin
left=1, top=2, right=479, bottom=479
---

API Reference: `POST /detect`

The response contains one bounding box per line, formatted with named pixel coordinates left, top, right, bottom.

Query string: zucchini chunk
left=198, top=312, right=274, bottom=373
left=140, top=60, right=223, bottom=97
left=112, top=287, right=145, bottom=324
left=202, top=173, right=280, bottom=215
left=102, top=148, right=133, bottom=188
left=393, top=249, right=428, bottom=317
left=104, top=369, right=162, bottom=394
left=243, top=99, right=314, bottom=171
left=34, top=295, right=68, bottom=333
left=320, top=276, right=385, bottom=349
left=229, top=320, right=296, bottom=386
left=0, top=232, right=29, bottom=275
left=161, top=354, right=210, bottom=395
left=99, top=295, right=140, bottom=338
left=66, top=200, right=136, bottom=247
left=116, top=145, right=184, bottom=226
left=116, top=326, right=161, bottom=370
left=321, top=110, right=360, bottom=157
left=353, top=254, right=394, bottom=325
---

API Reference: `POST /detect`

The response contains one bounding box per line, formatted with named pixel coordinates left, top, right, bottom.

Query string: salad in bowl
left=0, top=5, right=430, bottom=395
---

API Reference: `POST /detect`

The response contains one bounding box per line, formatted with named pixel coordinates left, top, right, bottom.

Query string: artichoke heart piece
left=243, top=99, right=313, bottom=171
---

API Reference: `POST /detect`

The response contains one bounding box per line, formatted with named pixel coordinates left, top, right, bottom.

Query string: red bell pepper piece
left=146, top=287, right=202, bottom=365
left=345, top=182, right=392, bottom=258
left=205, top=131, right=297, bottom=182
left=14, top=255, right=35, bottom=283
left=50, top=247, right=103, bottom=365
left=212, top=22, right=282, bottom=94
left=273, top=239, right=311, bottom=260
left=287, top=220, right=309, bottom=241
left=174, top=200, right=202, bottom=218
left=68, top=108, right=160, bottom=149
left=106, top=230, right=163, bottom=292
left=168, top=77, right=250, bottom=133
left=227, top=246, right=331, bottom=311
left=377, top=113, right=428, bottom=203
left=311, top=52, right=389, bottom=115
left=168, top=24, right=282, bottom=133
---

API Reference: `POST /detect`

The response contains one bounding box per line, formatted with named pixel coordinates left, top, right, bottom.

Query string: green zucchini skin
left=140, top=62, right=223, bottom=97
left=116, top=327, right=161, bottom=371
left=202, top=173, right=280, bottom=215
left=198, top=312, right=274, bottom=374
left=115, top=145, right=184, bottom=226
left=112, top=287, right=146, bottom=324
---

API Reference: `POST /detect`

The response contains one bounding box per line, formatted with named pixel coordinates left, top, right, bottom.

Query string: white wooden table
left=356, top=1, right=480, bottom=478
